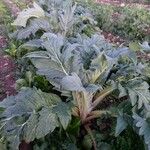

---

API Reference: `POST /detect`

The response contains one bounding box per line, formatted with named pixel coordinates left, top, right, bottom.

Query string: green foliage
left=0, top=87, right=71, bottom=150
left=12, top=2, right=45, bottom=27
left=113, top=127, right=145, bottom=150
left=0, top=1, right=11, bottom=25
left=1, top=0, right=150, bottom=149
left=88, top=2, right=150, bottom=41
left=11, top=0, right=96, bottom=41
left=133, top=114, right=150, bottom=147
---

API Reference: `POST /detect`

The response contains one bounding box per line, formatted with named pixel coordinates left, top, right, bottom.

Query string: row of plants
left=121, top=0, right=150, bottom=4
left=0, top=0, right=150, bottom=149
left=97, top=0, right=150, bottom=4
left=85, top=0, right=150, bottom=42
left=11, top=0, right=33, bottom=10
left=0, top=0, right=12, bottom=37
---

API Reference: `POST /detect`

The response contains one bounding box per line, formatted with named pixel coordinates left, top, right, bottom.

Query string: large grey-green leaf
left=42, top=33, right=64, bottom=57
left=38, top=69, right=66, bottom=88
left=12, top=2, right=45, bottom=27
left=2, top=120, right=24, bottom=150
left=23, top=114, right=39, bottom=142
left=36, top=108, right=58, bottom=139
left=133, top=114, right=150, bottom=147
left=15, top=18, right=51, bottom=40
left=59, top=3, right=77, bottom=36
left=115, top=113, right=127, bottom=136
left=20, top=39, right=43, bottom=50
left=0, top=87, right=61, bottom=125
left=61, top=73, right=84, bottom=91
left=127, top=81, right=150, bottom=109
left=25, top=34, right=82, bottom=88
left=0, top=88, right=65, bottom=148
left=40, top=33, right=69, bottom=75
left=118, top=83, right=127, bottom=98
left=0, top=88, right=61, bottom=115
left=52, top=102, right=71, bottom=129
left=86, top=53, right=110, bottom=84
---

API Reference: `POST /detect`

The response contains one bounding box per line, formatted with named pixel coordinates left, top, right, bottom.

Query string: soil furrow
left=0, top=0, right=19, bottom=100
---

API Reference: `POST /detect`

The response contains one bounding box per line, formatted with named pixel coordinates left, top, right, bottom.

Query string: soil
left=0, top=55, right=16, bottom=100
left=0, top=36, right=8, bottom=49
left=2, top=0, right=20, bottom=17
left=102, top=31, right=126, bottom=46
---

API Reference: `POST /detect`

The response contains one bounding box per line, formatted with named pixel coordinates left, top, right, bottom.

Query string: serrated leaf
left=15, top=18, right=51, bottom=40
left=115, top=114, right=127, bottom=136
left=20, top=39, right=43, bottom=50
left=36, top=108, right=58, bottom=139
left=52, top=102, right=71, bottom=129
left=41, top=33, right=64, bottom=57
left=38, top=69, right=66, bottom=89
left=87, top=53, right=110, bottom=84
left=118, top=83, right=127, bottom=98
left=107, top=47, right=130, bottom=58
left=23, top=113, right=38, bottom=142
left=61, top=73, right=84, bottom=91
left=27, top=33, right=68, bottom=76
left=133, top=114, right=150, bottom=146
left=59, top=3, right=77, bottom=36
left=127, top=81, right=150, bottom=109
left=12, top=2, right=45, bottom=27
left=0, top=88, right=62, bottom=148
left=25, top=34, right=81, bottom=89
left=2, top=120, right=24, bottom=150
left=0, top=87, right=61, bottom=117
left=8, top=128, right=22, bottom=150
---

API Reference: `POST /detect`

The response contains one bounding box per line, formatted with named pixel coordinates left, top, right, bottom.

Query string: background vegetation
left=0, top=0, right=150, bottom=150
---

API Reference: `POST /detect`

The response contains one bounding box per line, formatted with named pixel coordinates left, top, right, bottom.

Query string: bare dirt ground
left=0, top=0, right=20, bottom=101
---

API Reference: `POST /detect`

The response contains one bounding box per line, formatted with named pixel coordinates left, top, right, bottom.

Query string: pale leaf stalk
left=72, top=106, right=79, bottom=117
left=92, top=87, right=114, bottom=110
left=72, top=91, right=93, bottom=123
left=84, top=110, right=111, bottom=123
left=91, top=66, right=108, bottom=84
left=55, top=53, right=68, bottom=75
